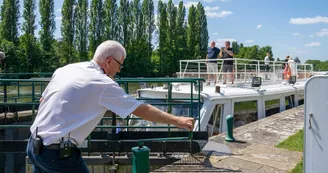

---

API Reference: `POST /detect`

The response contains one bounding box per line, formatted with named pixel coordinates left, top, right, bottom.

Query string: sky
left=1, top=0, right=327, bottom=62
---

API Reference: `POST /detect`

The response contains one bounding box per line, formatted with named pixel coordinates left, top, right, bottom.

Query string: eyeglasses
left=112, top=58, right=124, bottom=70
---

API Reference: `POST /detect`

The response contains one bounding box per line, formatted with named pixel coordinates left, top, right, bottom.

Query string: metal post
left=198, top=62, right=200, bottom=78
left=244, top=64, right=246, bottom=83
left=225, top=115, right=235, bottom=142
left=132, top=142, right=150, bottom=173
left=258, top=61, right=260, bottom=77
left=179, top=60, right=182, bottom=78
left=235, top=59, right=237, bottom=82
left=273, top=62, right=276, bottom=82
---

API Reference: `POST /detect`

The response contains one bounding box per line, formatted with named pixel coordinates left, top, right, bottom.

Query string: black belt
left=43, top=144, right=61, bottom=150
left=30, top=137, right=77, bottom=150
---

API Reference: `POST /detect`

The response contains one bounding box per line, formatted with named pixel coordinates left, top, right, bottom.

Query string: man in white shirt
left=26, top=40, right=195, bottom=172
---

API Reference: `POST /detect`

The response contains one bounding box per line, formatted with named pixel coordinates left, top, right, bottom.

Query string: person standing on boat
left=294, top=57, right=301, bottom=64
left=206, top=41, right=220, bottom=85
left=219, top=41, right=234, bottom=84
left=264, top=53, right=270, bottom=80
left=26, top=40, right=195, bottom=173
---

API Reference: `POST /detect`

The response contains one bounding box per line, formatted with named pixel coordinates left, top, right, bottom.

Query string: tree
left=142, top=0, right=155, bottom=66
left=176, top=1, right=187, bottom=62
left=104, top=0, right=119, bottom=40
left=196, top=2, right=208, bottom=59
left=187, top=5, right=197, bottom=59
left=89, top=0, right=104, bottom=58
left=232, top=41, right=239, bottom=55
left=39, top=0, right=56, bottom=52
left=75, top=0, right=89, bottom=61
left=157, top=0, right=169, bottom=75
left=118, top=0, right=130, bottom=47
left=61, top=0, right=76, bottom=64
left=39, top=0, right=56, bottom=71
left=21, top=0, right=39, bottom=72
left=0, top=0, right=20, bottom=44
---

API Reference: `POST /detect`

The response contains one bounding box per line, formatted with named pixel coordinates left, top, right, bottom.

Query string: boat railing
left=178, top=58, right=314, bottom=84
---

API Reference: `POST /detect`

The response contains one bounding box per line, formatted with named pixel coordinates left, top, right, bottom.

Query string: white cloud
left=204, top=6, right=219, bottom=12
left=309, top=35, right=314, bottom=38
left=56, top=9, right=61, bottom=12
left=245, top=40, right=254, bottom=43
left=289, top=16, right=328, bottom=25
left=316, top=28, right=328, bottom=37
left=184, top=1, right=198, bottom=8
left=296, top=50, right=310, bottom=55
left=292, top=33, right=301, bottom=36
left=305, top=42, right=321, bottom=47
left=289, top=47, right=297, bottom=51
left=216, top=38, right=236, bottom=47
left=55, top=16, right=62, bottom=20
left=220, top=0, right=228, bottom=1
left=206, top=10, right=232, bottom=18
left=257, top=24, right=262, bottom=29
left=203, top=0, right=214, bottom=2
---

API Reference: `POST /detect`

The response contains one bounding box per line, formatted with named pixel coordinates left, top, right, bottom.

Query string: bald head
left=93, top=40, right=126, bottom=63
left=210, top=41, right=215, bottom=48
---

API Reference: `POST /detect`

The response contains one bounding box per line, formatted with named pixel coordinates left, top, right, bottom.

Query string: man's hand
left=175, top=117, right=195, bottom=131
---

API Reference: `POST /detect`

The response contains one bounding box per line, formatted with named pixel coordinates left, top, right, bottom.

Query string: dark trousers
left=26, top=137, right=89, bottom=173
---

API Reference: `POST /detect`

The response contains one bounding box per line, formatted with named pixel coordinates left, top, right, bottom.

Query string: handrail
left=0, top=77, right=204, bottom=132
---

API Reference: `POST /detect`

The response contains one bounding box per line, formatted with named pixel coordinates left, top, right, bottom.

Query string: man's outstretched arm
left=132, top=104, right=195, bottom=131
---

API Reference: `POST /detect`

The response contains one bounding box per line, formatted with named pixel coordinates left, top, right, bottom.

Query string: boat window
left=265, top=99, right=280, bottom=117
left=234, top=100, right=258, bottom=127
left=207, top=104, right=222, bottom=136
left=285, top=95, right=294, bottom=110
left=140, top=99, right=202, bottom=118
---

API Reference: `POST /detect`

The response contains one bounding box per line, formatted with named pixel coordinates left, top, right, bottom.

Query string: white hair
left=93, top=40, right=126, bottom=63
left=0, top=51, right=5, bottom=60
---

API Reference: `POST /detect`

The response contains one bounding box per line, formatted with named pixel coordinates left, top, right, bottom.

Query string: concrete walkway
left=152, top=105, right=304, bottom=173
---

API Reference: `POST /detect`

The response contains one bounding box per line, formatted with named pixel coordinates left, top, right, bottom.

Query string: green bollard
left=225, top=115, right=235, bottom=142
left=132, top=142, right=150, bottom=173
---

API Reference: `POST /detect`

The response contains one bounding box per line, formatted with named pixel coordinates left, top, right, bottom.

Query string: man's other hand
left=175, top=117, right=195, bottom=131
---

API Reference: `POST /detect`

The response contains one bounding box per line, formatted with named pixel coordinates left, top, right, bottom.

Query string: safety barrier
left=0, top=78, right=206, bottom=155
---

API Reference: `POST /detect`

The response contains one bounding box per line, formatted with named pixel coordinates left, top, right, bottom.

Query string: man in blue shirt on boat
left=206, top=41, right=220, bottom=85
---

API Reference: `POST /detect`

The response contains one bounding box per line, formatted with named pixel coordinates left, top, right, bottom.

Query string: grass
left=276, top=129, right=304, bottom=173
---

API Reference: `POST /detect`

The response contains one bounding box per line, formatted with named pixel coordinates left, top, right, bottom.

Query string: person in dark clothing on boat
left=219, top=41, right=234, bottom=84
left=294, top=57, right=301, bottom=64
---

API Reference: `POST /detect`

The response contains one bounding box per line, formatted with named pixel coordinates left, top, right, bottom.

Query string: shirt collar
left=90, top=60, right=115, bottom=80
left=90, top=60, right=105, bottom=74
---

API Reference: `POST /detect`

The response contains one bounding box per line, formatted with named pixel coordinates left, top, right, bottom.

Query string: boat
left=127, top=58, right=325, bottom=137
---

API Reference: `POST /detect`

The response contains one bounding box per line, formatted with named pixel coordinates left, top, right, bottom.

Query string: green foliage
left=276, top=129, right=304, bottom=173
left=305, top=59, right=328, bottom=71
left=61, top=0, right=76, bottom=64
left=276, top=129, right=303, bottom=152
left=39, top=0, right=56, bottom=52
left=74, top=0, right=89, bottom=61
left=89, top=0, right=104, bottom=58
left=234, top=42, right=273, bottom=63
left=0, top=0, right=212, bottom=77
left=0, top=0, right=20, bottom=44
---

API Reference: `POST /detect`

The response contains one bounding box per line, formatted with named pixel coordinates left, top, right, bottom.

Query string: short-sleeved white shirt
left=264, top=56, right=269, bottom=65
left=30, top=60, right=143, bottom=146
